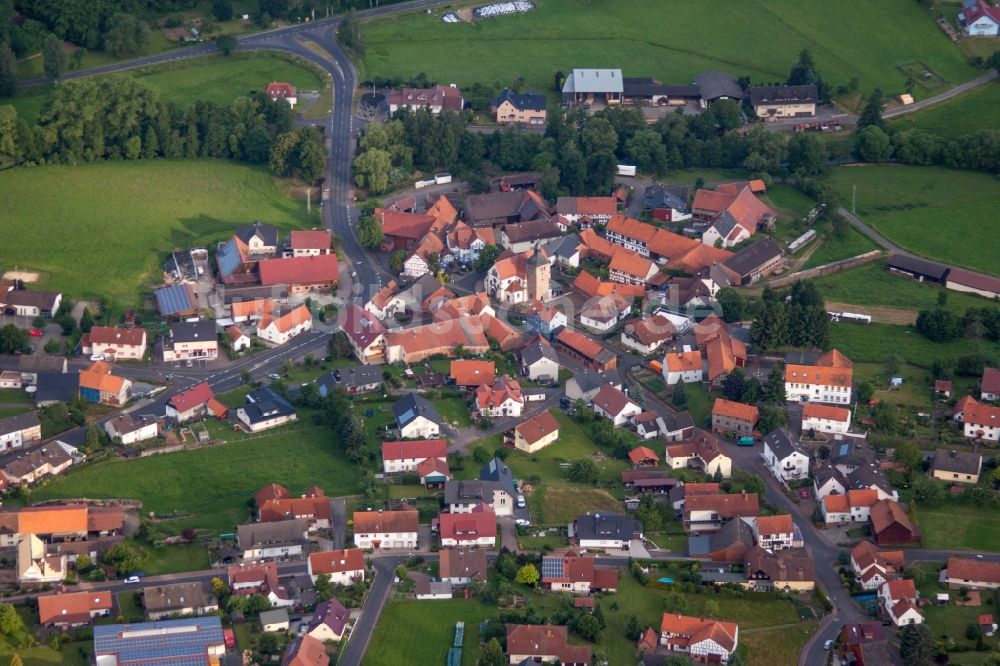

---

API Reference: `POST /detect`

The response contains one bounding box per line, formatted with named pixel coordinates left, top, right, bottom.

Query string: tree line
left=0, top=76, right=325, bottom=182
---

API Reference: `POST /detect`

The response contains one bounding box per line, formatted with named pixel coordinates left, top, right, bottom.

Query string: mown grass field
left=829, top=321, right=1000, bottom=366
left=530, top=484, right=622, bottom=525
left=827, top=166, right=1000, bottom=276
left=0, top=160, right=319, bottom=308
left=889, top=81, right=1000, bottom=138
left=812, top=261, right=993, bottom=314
left=10, top=53, right=325, bottom=125
left=362, top=0, right=975, bottom=101
left=364, top=598, right=495, bottom=666
left=32, top=424, right=356, bottom=534
left=916, top=501, right=1000, bottom=551
left=800, top=227, right=879, bottom=269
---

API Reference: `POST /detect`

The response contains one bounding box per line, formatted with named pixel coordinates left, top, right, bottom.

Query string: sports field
left=0, top=159, right=318, bottom=307
left=10, top=53, right=324, bottom=125
left=889, top=82, right=1000, bottom=138
left=32, top=424, right=355, bottom=534
left=361, top=0, right=976, bottom=100
left=827, top=165, right=1000, bottom=276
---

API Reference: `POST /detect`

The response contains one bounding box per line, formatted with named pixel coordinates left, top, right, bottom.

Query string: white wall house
left=762, top=430, right=810, bottom=483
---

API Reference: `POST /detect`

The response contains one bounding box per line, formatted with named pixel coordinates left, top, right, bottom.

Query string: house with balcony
left=762, top=429, right=809, bottom=483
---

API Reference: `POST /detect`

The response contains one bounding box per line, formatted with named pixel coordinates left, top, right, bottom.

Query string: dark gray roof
left=480, top=457, right=516, bottom=495
left=622, top=77, right=671, bottom=97
left=814, top=461, right=847, bottom=488
left=887, top=254, right=949, bottom=282
left=0, top=411, right=40, bottom=437
left=644, top=184, right=689, bottom=212
left=661, top=410, right=694, bottom=434
left=235, top=221, right=278, bottom=248
left=503, top=220, right=561, bottom=244
left=574, top=513, right=641, bottom=541
left=520, top=336, right=559, bottom=368
left=18, top=355, right=67, bottom=374
left=829, top=441, right=873, bottom=468
left=847, top=462, right=893, bottom=494
left=664, top=84, right=702, bottom=99
left=784, top=351, right=819, bottom=365
left=33, top=372, right=78, bottom=404
left=932, top=448, right=982, bottom=475
left=713, top=212, right=740, bottom=240
left=392, top=393, right=442, bottom=429
left=317, top=365, right=384, bottom=391
left=143, top=582, right=214, bottom=613
left=171, top=319, right=216, bottom=344
left=763, top=429, right=804, bottom=460
left=723, top=237, right=783, bottom=277
left=237, top=519, right=309, bottom=548
left=694, top=71, right=743, bottom=101
left=708, top=516, right=755, bottom=553
left=241, top=387, right=296, bottom=425
left=571, top=370, right=611, bottom=393
left=494, top=88, right=547, bottom=112
left=444, top=479, right=507, bottom=506
left=748, top=84, right=818, bottom=106
left=543, top=233, right=582, bottom=259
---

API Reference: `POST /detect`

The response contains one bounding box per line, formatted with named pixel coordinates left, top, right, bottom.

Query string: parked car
left=124, top=575, right=142, bottom=584
left=28, top=329, right=43, bottom=337
left=268, top=373, right=281, bottom=380
left=90, top=354, right=105, bottom=361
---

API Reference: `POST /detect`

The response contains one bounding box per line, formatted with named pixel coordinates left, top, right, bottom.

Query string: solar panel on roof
left=542, top=557, right=564, bottom=579
left=398, top=408, right=415, bottom=424
left=155, top=285, right=193, bottom=315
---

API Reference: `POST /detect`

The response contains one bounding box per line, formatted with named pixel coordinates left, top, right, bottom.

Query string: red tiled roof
left=87, top=326, right=146, bottom=347
left=869, top=499, right=917, bottom=536
left=260, top=496, right=331, bottom=523
left=309, top=548, right=365, bottom=575
left=802, top=403, right=851, bottom=422
left=685, top=492, right=759, bottom=518
left=506, top=624, right=591, bottom=664
left=416, top=457, right=450, bottom=479
left=353, top=507, right=419, bottom=534
left=712, top=398, right=758, bottom=423
left=628, top=446, right=659, bottom=464
left=966, top=400, right=1000, bottom=428
left=168, top=381, right=214, bottom=412
left=289, top=230, right=331, bottom=251
left=259, top=254, right=339, bottom=287
left=38, top=591, right=112, bottom=625
left=256, top=483, right=292, bottom=508
left=664, top=350, right=702, bottom=373
left=266, top=82, right=295, bottom=98
left=476, top=375, right=524, bottom=410
left=258, top=304, right=312, bottom=334
left=756, top=514, right=793, bottom=536
left=947, top=556, right=1000, bottom=585
left=381, top=439, right=448, bottom=461
left=884, top=578, right=917, bottom=601
left=556, top=328, right=609, bottom=362
left=449, top=360, right=495, bottom=387
left=341, top=304, right=386, bottom=350
left=515, top=411, right=560, bottom=446
left=659, top=614, right=739, bottom=652
left=439, top=506, right=496, bottom=542
left=592, top=384, right=638, bottom=417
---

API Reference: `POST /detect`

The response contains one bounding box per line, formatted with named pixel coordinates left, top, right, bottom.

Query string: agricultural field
left=827, top=166, right=1000, bottom=276
left=361, top=0, right=976, bottom=101
left=812, top=261, right=993, bottom=316
left=10, top=53, right=325, bottom=125
left=31, top=422, right=356, bottom=534
left=0, top=160, right=319, bottom=308
left=889, top=82, right=1000, bottom=139
left=829, top=321, right=1000, bottom=366
left=915, top=500, right=1000, bottom=552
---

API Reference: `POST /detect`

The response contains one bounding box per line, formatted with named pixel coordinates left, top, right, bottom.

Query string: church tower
left=526, top=249, right=550, bottom=302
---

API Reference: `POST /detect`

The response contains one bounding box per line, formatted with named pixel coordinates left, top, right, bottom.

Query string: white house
left=851, top=541, right=905, bottom=591
left=620, top=315, right=675, bottom=356
left=880, top=579, right=924, bottom=627
left=960, top=0, right=1000, bottom=35
left=17, top=534, right=65, bottom=584
left=104, top=415, right=158, bottom=445
left=393, top=394, right=442, bottom=439
left=762, top=430, right=810, bottom=483
left=307, top=548, right=365, bottom=586
left=574, top=513, right=641, bottom=550
left=659, top=614, right=739, bottom=665
left=439, top=506, right=497, bottom=547
left=352, top=508, right=419, bottom=550
left=754, top=515, right=800, bottom=551
left=784, top=349, right=853, bottom=405
left=237, top=520, right=308, bottom=561
left=591, top=385, right=642, bottom=426
left=227, top=326, right=251, bottom=352
left=663, top=350, right=704, bottom=385
left=580, top=293, right=631, bottom=332
left=801, top=403, right=852, bottom=435
left=365, top=281, right=404, bottom=320
left=821, top=489, right=880, bottom=525
left=964, top=401, right=1000, bottom=442
left=520, top=336, right=560, bottom=382
left=381, top=439, right=448, bottom=474
left=256, top=305, right=312, bottom=346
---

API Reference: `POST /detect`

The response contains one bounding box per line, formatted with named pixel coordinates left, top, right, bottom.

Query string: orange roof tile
left=515, top=411, right=560, bottom=446
left=824, top=494, right=849, bottom=513
left=289, top=230, right=331, bottom=250
left=18, top=505, right=88, bottom=535
left=756, top=514, right=793, bottom=535
left=232, top=299, right=277, bottom=319
left=38, top=591, right=112, bottom=625
left=609, top=248, right=656, bottom=280
left=449, top=360, right=495, bottom=386
left=712, top=398, right=758, bottom=423
left=258, top=304, right=312, bottom=334
left=352, top=507, right=419, bottom=534
left=802, top=403, right=851, bottom=422
left=308, top=548, right=365, bottom=575
left=664, top=350, right=702, bottom=373
left=628, top=446, right=659, bottom=464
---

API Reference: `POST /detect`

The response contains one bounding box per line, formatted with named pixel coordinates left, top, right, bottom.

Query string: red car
left=28, top=329, right=44, bottom=337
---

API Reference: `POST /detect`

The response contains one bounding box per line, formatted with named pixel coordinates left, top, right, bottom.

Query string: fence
left=768, top=250, right=882, bottom=288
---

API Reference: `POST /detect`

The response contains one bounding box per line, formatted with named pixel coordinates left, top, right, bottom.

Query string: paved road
left=337, top=556, right=403, bottom=666
left=883, top=70, right=998, bottom=119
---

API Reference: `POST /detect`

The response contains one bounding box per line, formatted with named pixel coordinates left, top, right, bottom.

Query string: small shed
left=260, top=608, right=290, bottom=633
left=890, top=377, right=904, bottom=388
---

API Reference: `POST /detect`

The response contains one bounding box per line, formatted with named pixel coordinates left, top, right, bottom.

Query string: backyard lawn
left=911, top=561, right=1000, bottom=663
left=32, top=424, right=356, bottom=534
left=827, top=166, right=1000, bottom=276
left=889, top=81, right=1000, bottom=139
left=363, top=598, right=496, bottom=666
left=529, top=484, right=623, bottom=526
left=915, top=501, right=1000, bottom=551
left=0, top=160, right=319, bottom=308
left=362, top=0, right=975, bottom=101
left=11, top=53, right=325, bottom=125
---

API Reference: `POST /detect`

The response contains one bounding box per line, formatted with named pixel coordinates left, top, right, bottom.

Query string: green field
left=829, top=321, right=1000, bottom=366
left=827, top=166, right=1000, bottom=276
left=800, top=227, right=879, bottom=269
left=32, top=424, right=356, bottom=533
left=364, top=598, right=495, bottom=666
left=10, top=53, right=325, bottom=125
left=813, top=261, right=993, bottom=314
left=530, top=484, right=623, bottom=525
left=890, top=82, right=1000, bottom=139
left=0, top=160, right=318, bottom=307
left=362, top=0, right=975, bottom=101
left=916, top=501, right=1000, bottom=551
left=911, top=562, right=1000, bottom=664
